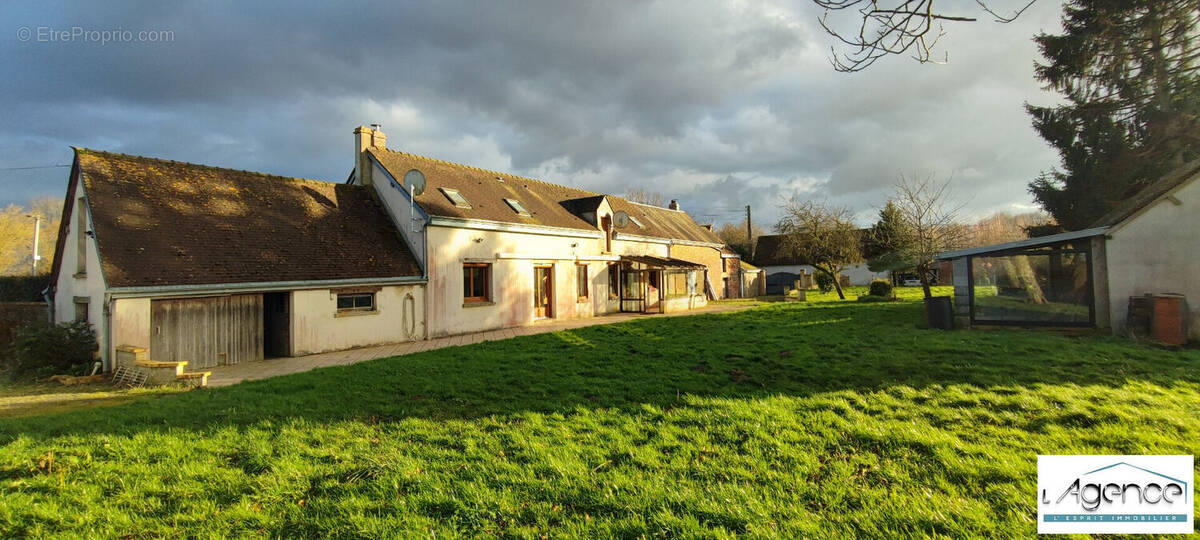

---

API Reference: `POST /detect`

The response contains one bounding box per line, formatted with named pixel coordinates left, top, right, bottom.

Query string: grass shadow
left=0, top=297, right=1195, bottom=442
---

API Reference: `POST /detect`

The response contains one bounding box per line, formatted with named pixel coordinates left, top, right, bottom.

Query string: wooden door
left=151, top=294, right=264, bottom=368
left=534, top=265, right=554, bottom=318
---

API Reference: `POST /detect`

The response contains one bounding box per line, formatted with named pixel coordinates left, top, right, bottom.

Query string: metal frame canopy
left=618, top=255, right=706, bottom=269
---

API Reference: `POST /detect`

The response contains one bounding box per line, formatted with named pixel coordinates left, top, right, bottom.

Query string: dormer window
left=504, top=198, right=532, bottom=217
left=439, top=187, right=472, bottom=208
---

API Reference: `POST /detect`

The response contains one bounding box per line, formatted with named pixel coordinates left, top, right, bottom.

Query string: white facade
left=1104, top=172, right=1200, bottom=340
left=759, top=263, right=888, bottom=287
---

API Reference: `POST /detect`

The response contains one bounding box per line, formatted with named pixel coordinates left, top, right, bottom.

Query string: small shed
left=938, top=159, right=1200, bottom=342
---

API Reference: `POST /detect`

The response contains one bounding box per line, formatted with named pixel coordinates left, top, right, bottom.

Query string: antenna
left=403, top=169, right=426, bottom=233
left=403, top=169, right=426, bottom=196
left=613, top=210, right=630, bottom=229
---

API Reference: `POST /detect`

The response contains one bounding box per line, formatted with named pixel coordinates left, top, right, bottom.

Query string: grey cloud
left=0, top=0, right=1066, bottom=231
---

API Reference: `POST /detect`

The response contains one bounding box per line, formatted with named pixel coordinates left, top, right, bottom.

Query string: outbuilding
left=48, top=149, right=427, bottom=377
left=938, top=159, right=1200, bottom=343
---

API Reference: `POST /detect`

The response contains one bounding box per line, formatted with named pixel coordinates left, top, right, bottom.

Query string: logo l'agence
left=1037, top=455, right=1194, bottom=534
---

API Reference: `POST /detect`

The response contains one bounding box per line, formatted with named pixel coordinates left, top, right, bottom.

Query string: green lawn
left=0, top=289, right=1197, bottom=538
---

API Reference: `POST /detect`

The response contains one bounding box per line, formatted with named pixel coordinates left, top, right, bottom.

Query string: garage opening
left=263, top=292, right=291, bottom=358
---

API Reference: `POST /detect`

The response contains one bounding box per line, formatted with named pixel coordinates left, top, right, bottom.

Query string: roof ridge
left=74, top=147, right=339, bottom=187
left=371, top=147, right=603, bottom=196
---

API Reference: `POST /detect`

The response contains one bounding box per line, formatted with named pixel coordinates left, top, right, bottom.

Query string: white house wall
left=426, top=224, right=704, bottom=337
left=759, top=263, right=888, bottom=286
left=290, top=284, right=426, bottom=355
left=369, top=159, right=427, bottom=271
left=1105, top=174, right=1200, bottom=339
left=53, top=182, right=110, bottom=363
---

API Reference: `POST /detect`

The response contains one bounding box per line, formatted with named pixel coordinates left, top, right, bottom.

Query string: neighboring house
left=49, top=149, right=427, bottom=372
left=938, top=159, right=1200, bottom=342
left=753, top=233, right=889, bottom=292
left=348, top=126, right=726, bottom=338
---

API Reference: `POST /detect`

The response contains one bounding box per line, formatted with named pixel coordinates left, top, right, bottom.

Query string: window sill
left=463, top=301, right=495, bottom=308
left=577, top=297, right=589, bottom=303
left=335, top=309, right=379, bottom=318
left=73, top=272, right=87, bottom=279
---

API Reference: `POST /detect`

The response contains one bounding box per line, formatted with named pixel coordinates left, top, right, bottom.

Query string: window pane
left=337, top=296, right=354, bottom=309
left=463, top=268, right=472, bottom=297
left=577, top=266, right=588, bottom=297
left=970, top=250, right=1091, bottom=324
left=354, top=295, right=373, bottom=309
left=472, top=267, right=487, bottom=298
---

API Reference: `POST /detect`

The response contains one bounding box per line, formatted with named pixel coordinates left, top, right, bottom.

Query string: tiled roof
left=753, top=234, right=807, bottom=266
left=368, top=149, right=722, bottom=245
left=74, top=148, right=422, bottom=288
left=1090, top=159, right=1200, bottom=228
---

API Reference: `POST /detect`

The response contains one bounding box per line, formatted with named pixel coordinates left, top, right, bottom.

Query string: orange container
left=1150, top=294, right=1186, bottom=346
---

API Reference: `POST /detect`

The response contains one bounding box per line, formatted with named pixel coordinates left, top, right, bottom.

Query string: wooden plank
left=151, top=295, right=263, bottom=368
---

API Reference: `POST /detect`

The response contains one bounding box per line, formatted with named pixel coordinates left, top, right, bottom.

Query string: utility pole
left=25, top=214, right=41, bottom=276
left=745, top=205, right=752, bottom=259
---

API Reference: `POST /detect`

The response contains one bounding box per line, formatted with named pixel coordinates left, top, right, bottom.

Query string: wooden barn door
left=151, top=294, right=263, bottom=368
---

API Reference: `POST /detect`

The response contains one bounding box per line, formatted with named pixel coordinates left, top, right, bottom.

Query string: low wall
left=0, top=302, right=51, bottom=351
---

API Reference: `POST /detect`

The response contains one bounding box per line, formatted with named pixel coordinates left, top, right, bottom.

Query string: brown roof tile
left=368, top=149, right=722, bottom=245
left=75, top=148, right=422, bottom=288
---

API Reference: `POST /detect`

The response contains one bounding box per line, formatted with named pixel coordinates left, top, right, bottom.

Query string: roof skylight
left=439, top=187, right=472, bottom=209
left=504, top=198, right=532, bottom=217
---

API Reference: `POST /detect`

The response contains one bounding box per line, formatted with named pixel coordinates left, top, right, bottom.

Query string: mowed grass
left=0, top=287, right=1197, bottom=538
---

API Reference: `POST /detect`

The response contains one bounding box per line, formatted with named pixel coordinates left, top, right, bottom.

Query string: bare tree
left=623, top=189, right=665, bottom=207
left=814, top=0, right=1036, bottom=72
left=891, top=174, right=968, bottom=298
left=714, top=219, right=765, bottom=260
left=776, top=199, right=862, bottom=299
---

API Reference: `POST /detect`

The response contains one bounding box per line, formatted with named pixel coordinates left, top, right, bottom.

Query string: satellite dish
left=403, top=169, right=426, bottom=196
left=613, top=210, right=630, bottom=229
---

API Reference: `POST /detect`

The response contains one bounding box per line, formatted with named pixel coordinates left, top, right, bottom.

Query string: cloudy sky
left=0, top=1, right=1065, bottom=228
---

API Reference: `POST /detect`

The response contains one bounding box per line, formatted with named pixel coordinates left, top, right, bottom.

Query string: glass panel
left=623, top=270, right=643, bottom=299
left=464, top=269, right=472, bottom=298
left=337, top=296, right=354, bottom=309
left=970, top=250, right=1091, bottom=324
left=354, top=295, right=373, bottom=309
left=505, top=198, right=531, bottom=217
left=472, top=267, right=487, bottom=298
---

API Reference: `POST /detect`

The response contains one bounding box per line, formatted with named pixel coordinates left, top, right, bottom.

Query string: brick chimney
left=668, top=199, right=680, bottom=211
left=353, top=125, right=387, bottom=186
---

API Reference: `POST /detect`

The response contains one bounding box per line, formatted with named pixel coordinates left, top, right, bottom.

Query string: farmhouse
left=349, top=126, right=729, bottom=338
left=49, top=126, right=736, bottom=372
left=938, top=159, right=1200, bottom=343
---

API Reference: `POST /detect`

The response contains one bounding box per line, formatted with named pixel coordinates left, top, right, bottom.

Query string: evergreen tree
left=864, top=201, right=915, bottom=273
left=1027, top=0, right=1200, bottom=231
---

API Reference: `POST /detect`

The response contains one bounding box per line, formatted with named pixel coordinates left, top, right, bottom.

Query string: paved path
left=207, top=303, right=756, bottom=387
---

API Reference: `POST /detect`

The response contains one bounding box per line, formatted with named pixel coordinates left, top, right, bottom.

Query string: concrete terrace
left=207, top=302, right=756, bottom=387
